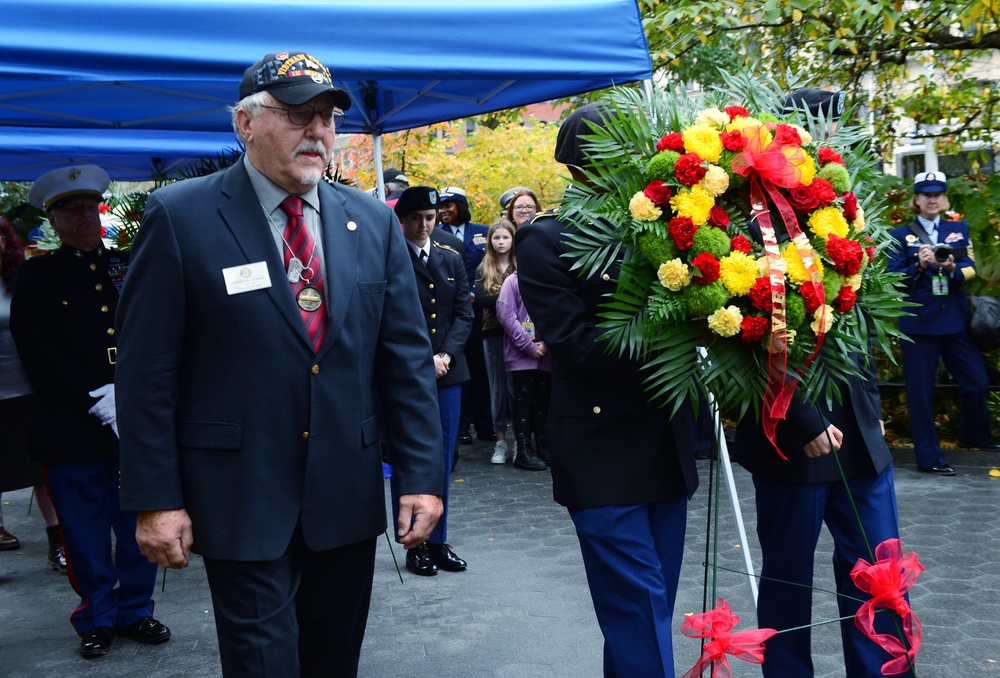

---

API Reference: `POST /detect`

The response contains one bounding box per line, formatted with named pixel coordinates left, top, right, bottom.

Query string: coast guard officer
left=10, top=165, right=169, bottom=658
left=889, top=171, right=997, bottom=474
left=393, top=186, right=473, bottom=576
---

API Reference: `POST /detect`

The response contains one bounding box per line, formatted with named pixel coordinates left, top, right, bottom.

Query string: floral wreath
left=559, top=74, right=911, bottom=448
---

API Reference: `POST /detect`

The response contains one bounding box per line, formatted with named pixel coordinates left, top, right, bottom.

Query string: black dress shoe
left=427, top=543, right=467, bottom=572
left=405, top=544, right=438, bottom=576
left=119, top=616, right=171, bottom=644
left=457, top=431, right=474, bottom=445
left=0, top=528, right=20, bottom=551
left=918, top=465, right=956, bottom=476
left=959, top=440, right=1000, bottom=450
left=80, top=626, right=115, bottom=658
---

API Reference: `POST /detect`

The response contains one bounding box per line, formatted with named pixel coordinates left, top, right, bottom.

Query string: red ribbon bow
left=681, top=598, right=777, bottom=678
left=850, top=538, right=924, bottom=675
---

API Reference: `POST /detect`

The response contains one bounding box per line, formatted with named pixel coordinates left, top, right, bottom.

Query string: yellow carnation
left=682, top=123, right=724, bottom=164
left=807, top=206, right=849, bottom=240
left=781, top=243, right=824, bottom=286
left=696, top=107, right=730, bottom=129
left=845, top=273, right=863, bottom=291
left=629, top=192, right=662, bottom=222
left=811, top=305, right=835, bottom=334
left=657, top=259, right=691, bottom=291
left=707, top=305, right=743, bottom=337
left=853, top=204, right=866, bottom=232
left=670, top=185, right=714, bottom=226
left=784, top=148, right=816, bottom=185
left=719, top=251, right=759, bottom=296
left=698, top=165, right=730, bottom=198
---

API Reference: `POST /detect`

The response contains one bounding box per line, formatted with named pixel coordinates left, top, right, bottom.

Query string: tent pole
left=373, top=133, right=386, bottom=202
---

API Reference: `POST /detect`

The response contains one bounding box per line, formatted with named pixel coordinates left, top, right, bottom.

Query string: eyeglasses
left=512, top=205, right=536, bottom=212
left=261, top=104, right=345, bottom=128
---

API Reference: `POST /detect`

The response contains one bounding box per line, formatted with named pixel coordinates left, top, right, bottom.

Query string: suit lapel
left=314, top=182, right=359, bottom=356
left=217, top=165, right=311, bottom=345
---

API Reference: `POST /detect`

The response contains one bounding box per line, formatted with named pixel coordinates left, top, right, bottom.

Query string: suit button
left=95, top=284, right=103, bottom=291
left=89, top=263, right=97, bottom=271
left=62, top=300, right=68, bottom=306
left=106, top=328, right=115, bottom=336
left=301, top=431, right=310, bottom=440
left=430, top=328, right=437, bottom=334
left=101, top=305, right=109, bottom=313
left=592, top=406, right=601, bottom=414
left=430, top=313, right=437, bottom=319
left=311, top=364, right=320, bottom=375
left=430, top=298, right=436, bottom=304
left=429, top=283, right=435, bottom=290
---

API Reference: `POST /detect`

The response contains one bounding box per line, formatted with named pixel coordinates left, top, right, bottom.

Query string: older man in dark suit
left=115, top=52, right=444, bottom=678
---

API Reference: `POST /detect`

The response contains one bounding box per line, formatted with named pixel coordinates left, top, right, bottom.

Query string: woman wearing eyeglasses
left=504, top=189, right=541, bottom=228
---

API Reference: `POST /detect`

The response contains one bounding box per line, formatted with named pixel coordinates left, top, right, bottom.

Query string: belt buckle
left=107, top=347, right=117, bottom=365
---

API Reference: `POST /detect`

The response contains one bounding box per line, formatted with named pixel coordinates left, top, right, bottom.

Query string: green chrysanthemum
left=646, top=150, right=681, bottom=182
left=817, top=163, right=852, bottom=194
left=637, top=229, right=679, bottom=266
left=691, top=225, right=731, bottom=259
left=683, top=279, right=729, bottom=318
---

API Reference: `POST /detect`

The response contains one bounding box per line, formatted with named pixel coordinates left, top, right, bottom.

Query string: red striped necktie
left=280, top=195, right=328, bottom=351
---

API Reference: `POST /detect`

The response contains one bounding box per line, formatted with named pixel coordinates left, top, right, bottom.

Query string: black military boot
left=513, top=433, right=546, bottom=471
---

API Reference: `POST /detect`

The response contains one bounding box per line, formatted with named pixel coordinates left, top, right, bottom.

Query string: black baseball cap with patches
left=554, top=102, right=610, bottom=168
left=239, top=52, right=351, bottom=110
left=779, top=88, right=845, bottom=121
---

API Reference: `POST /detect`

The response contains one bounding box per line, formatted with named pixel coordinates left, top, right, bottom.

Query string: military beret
left=394, top=186, right=439, bottom=216
left=554, top=102, right=610, bottom=167
left=913, top=171, right=948, bottom=194
left=28, top=165, right=109, bottom=211
left=779, top=88, right=845, bottom=121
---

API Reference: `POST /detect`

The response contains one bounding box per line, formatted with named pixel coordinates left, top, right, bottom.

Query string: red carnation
left=773, top=124, right=802, bottom=147
left=730, top=234, right=752, bottom=254
left=834, top=286, right=857, bottom=313
left=669, top=216, right=698, bottom=251
left=674, top=152, right=708, bottom=187
left=819, top=146, right=844, bottom=166
left=789, top=184, right=820, bottom=213
left=724, top=106, right=750, bottom=120
left=644, top=180, right=673, bottom=207
left=862, top=236, right=876, bottom=261
left=810, top=178, right=837, bottom=207
left=719, top=129, right=748, bottom=152
left=99, top=204, right=111, bottom=214
left=748, top=277, right=773, bottom=311
left=657, top=132, right=685, bottom=153
left=826, top=234, right=865, bottom=277
left=799, top=281, right=824, bottom=314
left=690, top=252, right=721, bottom=285
left=709, top=205, right=730, bottom=228
left=740, top=315, right=769, bottom=343
left=841, top=192, right=858, bottom=222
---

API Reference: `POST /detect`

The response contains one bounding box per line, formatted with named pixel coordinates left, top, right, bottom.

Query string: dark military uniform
left=390, top=230, right=472, bottom=548
left=10, top=243, right=158, bottom=638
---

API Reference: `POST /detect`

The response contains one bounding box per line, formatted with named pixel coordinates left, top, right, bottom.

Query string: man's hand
left=136, top=509, right=194, bottom=569
left=396, top=494, right=443, bottom=549
left=88, top=384, right=116, bottom=427
left=803, top=424, right=843, bottom=458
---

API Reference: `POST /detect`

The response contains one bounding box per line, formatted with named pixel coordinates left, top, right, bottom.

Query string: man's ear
left=236, top=108, right=253, bottom=143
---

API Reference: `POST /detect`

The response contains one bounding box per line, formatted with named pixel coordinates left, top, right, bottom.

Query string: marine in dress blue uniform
left=517, top=104, right=699, bottom=678
left=437, top=186, right=493, bottom=444
left=393, top=186, right=474, bottom=576
left=9, top=165, right=168, bottom=659
left=888, top=171, right=997, bottom=473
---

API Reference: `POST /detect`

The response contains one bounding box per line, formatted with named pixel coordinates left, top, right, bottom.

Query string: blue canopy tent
left=0, top=0, right=653, bottom=181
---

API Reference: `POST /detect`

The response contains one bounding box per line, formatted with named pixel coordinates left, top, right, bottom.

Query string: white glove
left=88, top=384, right=117, bottom=429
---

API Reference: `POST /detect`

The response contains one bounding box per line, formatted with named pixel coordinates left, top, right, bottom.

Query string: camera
left=932, top=243, right=967, bottom=263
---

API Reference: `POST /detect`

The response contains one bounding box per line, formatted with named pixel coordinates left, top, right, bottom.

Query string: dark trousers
left=510, top=369, right=551, bottom=441
left=45, top=458, right=157, bottom=636
left=753, top=465, right=913, bottom=677
left=203, top=533, right=377, bottom=678
left=569, top=497, right=687, bottom=678
left=900, top=331, right=993, bottom=467
left=459, top=312, right=493, bottom=436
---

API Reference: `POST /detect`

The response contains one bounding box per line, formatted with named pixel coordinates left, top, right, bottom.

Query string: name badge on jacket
left=223, top=261, right=272, bottom=295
